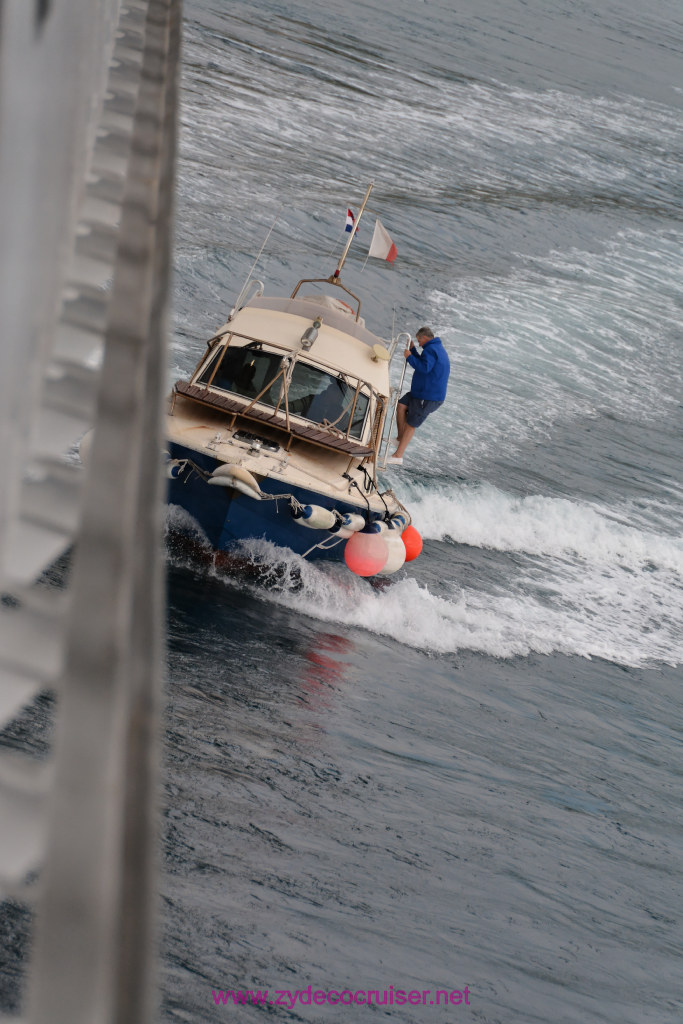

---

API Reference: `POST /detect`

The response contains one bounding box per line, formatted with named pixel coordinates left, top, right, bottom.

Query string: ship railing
left=0, top=0, right=180, bottom=1020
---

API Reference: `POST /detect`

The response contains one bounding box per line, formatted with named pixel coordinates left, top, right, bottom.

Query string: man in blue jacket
left=389, top=327, right=450, bottom=464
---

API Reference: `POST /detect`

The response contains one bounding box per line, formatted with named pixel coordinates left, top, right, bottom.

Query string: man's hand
left=404, top=344, right=413, bottom=358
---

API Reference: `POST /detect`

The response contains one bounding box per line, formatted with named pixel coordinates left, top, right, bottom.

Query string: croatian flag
left=345, top=208, right=356, bottom=233
left=368, top=219, right=398, bottom=262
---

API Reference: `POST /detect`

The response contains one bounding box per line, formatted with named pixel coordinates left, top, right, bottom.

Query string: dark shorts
left=398, top=392, right=444, bottom=429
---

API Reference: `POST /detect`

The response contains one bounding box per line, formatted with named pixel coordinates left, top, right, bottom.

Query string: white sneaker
left=387, top=456, right=403, bottom=465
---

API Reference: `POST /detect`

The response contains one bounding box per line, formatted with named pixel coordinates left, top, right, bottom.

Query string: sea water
left=164, top=2, right=682, bottom=1021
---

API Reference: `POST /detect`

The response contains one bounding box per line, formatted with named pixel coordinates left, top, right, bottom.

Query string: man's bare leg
left=392, top=423, right=415, bottom=458
left=392, top=403, right=408, bottom=456
left=392, top=402, right=415, bottom=458
left=395, top=402, right=407, bottom=444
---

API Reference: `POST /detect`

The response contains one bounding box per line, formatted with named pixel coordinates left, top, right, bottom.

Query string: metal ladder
left=377, top=332, right=411, bottom=470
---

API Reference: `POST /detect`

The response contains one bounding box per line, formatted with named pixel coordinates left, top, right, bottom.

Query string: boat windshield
left=197, top=344, right=370, bottom=439
left=199, top=343, right=280, bottom=401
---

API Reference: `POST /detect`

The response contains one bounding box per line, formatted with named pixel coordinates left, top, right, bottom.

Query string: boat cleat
left=206, top=433, right=231, bottom=451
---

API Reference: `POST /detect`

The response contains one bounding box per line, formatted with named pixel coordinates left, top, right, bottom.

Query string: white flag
left=368, top=219, right=397, bottom=262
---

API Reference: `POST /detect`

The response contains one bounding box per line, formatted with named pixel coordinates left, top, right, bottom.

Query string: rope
left=360, top=465, right=390, bottom=517
left=343, top=472, right=372, bottom=513
left=175, top=457, right=303, bottom=504
left=302, top=534, right=346, bottom=558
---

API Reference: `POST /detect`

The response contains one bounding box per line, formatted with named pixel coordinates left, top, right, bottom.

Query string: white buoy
left=376, top=525, right=407, bottom=576
left=332, top=512, right=366, bottom=539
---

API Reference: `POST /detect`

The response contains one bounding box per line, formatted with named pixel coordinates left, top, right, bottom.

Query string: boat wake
left=407, top=480, right=683, bottom=573
left=165, top=485, right=683, bottom=669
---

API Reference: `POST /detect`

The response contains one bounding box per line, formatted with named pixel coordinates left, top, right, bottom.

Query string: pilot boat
left=165, top=186, right=422, bottom=578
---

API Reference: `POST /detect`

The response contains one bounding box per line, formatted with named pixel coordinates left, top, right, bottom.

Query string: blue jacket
left=406, top=337, right=450, bottom=401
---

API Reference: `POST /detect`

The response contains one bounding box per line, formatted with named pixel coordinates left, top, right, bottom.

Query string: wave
left=407, top=480, right=683, bottom=575
left=165, top=480, right=683, bottom=669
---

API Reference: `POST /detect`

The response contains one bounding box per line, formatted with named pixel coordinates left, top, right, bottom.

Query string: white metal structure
left=0, top=0, right=180, bottom=1020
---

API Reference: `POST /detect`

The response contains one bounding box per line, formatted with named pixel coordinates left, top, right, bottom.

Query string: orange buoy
left=344, top=531, right=389, bottom=576
left=401, top=524, right=423, bottom=561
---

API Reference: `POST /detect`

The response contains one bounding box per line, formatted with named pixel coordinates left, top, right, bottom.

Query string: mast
left=331, top=182, right=373, bottom=281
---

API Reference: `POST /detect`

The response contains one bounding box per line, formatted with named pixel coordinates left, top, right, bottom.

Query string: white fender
left=209, top=464, right=263, bottom=500
left=295, top=504, right=338, bottom=530
left=341, top=513, right=366, bottom=533
left=329, top=511, right=366, bottom=538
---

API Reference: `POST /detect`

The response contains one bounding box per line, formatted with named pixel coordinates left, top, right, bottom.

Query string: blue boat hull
left=166, top=442, right=375, bottom=562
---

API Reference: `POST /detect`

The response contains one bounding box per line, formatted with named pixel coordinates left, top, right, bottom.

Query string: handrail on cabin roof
left=289, top=276, right=362, bottom=321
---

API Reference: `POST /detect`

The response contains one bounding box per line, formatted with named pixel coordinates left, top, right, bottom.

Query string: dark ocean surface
left=163, top=2, right=683, bottom=1022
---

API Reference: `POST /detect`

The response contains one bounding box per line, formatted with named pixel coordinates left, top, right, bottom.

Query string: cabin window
left=198, top=344, right=369, bottom=439
left=198, top=343, right=282, bottom=404
left=287, top=362, right=369, bottom=439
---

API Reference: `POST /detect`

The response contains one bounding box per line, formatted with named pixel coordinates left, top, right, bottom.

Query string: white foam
left=201, top=488, right=683, bottom=667
left=163, top=471, right=683, bottom=669
left=221, top=540, right=547, bottom=660
left=407, top=481, right=683, bottom=575
left=165, top=503, right=212, bottom=549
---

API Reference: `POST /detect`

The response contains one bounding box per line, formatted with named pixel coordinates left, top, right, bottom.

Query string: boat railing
left=290, top=275, right=363, bottom=322
left=229, top=278, right=264, bottom=318
left=388, top=330, right=411, bottom=362
left=188, top=328, right=383, bottom=449
left=172, top=380, right=376, bottom=460
left=378, top=333, right=411, bottom=469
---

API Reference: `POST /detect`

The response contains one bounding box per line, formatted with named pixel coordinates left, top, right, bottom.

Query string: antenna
left=232, top=206, right=282, bottom=310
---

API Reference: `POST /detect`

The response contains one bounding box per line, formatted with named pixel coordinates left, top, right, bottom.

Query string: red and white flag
left=368, top=219, right=397, bottom=262
left=345, top=208, right=357, bottom=233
